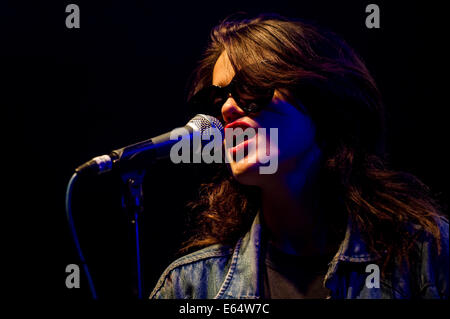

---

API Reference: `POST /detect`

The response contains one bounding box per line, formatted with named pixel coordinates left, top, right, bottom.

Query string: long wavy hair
left=181, top=13, right=444, bottom=272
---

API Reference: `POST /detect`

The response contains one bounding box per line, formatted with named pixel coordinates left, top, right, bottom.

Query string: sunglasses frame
left=188, top=77, right=275, bottom=120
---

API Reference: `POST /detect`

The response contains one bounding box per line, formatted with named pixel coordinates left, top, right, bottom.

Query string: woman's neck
left=260, top=144, right=334, bottom=257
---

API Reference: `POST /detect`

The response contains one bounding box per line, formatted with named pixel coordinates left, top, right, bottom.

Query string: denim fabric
left=150, top=214, right=449, bottom=299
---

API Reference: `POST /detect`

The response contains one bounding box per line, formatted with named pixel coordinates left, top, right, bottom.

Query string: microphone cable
left=65, top=172, right=98, bottom=299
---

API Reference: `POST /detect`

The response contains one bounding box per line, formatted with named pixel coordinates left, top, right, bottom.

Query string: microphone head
left=187, top=114, right=224, bottom=139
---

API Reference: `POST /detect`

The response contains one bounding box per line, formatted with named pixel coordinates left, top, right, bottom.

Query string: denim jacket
left=150, top=213, right=449, bottom=299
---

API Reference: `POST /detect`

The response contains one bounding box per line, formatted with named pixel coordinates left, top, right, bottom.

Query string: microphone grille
left=188, top=114, right=224, bottom=137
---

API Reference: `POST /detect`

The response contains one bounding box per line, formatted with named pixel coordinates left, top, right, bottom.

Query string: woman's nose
left=221, top=96, right=246, bottom=123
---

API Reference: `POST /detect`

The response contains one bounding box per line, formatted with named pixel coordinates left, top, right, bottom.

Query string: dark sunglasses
left=188, top=78, right=275, bottom=121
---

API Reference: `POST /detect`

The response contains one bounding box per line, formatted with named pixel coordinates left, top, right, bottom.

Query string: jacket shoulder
left=413, top=215, right=449, bottom=298
left=150, top=244, right=234, bottom=299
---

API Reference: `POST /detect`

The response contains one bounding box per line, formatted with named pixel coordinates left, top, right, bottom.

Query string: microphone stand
left=120, top=170, right=145, bottom=299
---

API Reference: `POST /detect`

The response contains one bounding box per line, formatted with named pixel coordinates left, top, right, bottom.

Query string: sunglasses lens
left=188, top=82, right=274, bottom=119
left=232, top=83, right=274, bottom=114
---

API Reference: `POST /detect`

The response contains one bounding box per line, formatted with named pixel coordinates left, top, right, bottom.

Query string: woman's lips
left=224, top=120, right=258, bottom=158
left=228, top=135, right=257, bottom=157
left=224, top=120, right=252, bottom=130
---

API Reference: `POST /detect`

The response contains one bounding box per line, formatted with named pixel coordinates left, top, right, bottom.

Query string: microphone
left=75, top=114, right=224, bottom=175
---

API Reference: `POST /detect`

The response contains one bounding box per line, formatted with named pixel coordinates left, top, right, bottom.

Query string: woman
left=150, top=13, right=448, bottom=299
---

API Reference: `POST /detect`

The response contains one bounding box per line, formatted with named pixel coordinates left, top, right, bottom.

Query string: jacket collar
left=217, top=212, right=379, bottom=299
left=215, top=214, right=263, bottom=299
left=324, top=216, right=380, bottom=291
left=335, top=216, right=380, bottom=263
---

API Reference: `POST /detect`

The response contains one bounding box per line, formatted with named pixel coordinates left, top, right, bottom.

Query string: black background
left=1, top=0, right=447, bottom=302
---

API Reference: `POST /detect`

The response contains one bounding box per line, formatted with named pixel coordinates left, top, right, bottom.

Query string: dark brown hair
left=182, top=13, right=444, bottom=272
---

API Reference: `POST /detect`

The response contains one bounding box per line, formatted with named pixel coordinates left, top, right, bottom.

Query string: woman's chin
left=229, top=159, right=264, bottom=186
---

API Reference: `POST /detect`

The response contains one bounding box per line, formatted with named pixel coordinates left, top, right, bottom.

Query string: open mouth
left=230, top=135, right=257, bottom=160
left=224, top=121, right=258, bottom=161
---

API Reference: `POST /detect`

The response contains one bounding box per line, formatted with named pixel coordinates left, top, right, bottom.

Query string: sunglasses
left=188, top=77, right=275, bottom=121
